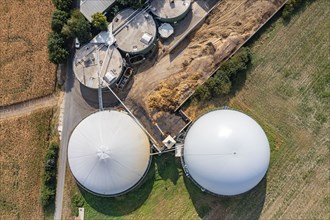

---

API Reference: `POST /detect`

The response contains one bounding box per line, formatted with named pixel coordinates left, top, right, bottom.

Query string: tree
left=194, top=85, right=211, bottom=101
left=41, top=186, right=55, bottom=207
left=282, top=0, right=302, bottom=19
left=52, top=0, right=72, bottom=12
left=91, top=12, right=108, bottom=31
left=51, top=10, right=69, bottom=33
left=117, top=0, right=145, bottom=9
left=62, top=10, right=91, bottom=43
left=193, top=47, right=251, bottom=101
left=47, top=32, right=69, bottom=64
left=210, top=75, right=232, bottom=96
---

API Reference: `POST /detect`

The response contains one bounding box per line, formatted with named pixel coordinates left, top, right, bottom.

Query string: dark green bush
left=41, top=186, right=55, bottom=207
left=47, top=32, right=69, bottom=64
left=209, top=74, right=232, bottom=97
left=41, top=142, right=59, bottom=208
left=51, top=10, right=69, bottom=33
left=194, top=85, right=212, bottom=101
left=52, top=0, right=73, bottom=12
left=91, top=12, right=109, bottom=31
left=193, top=47, right=251, bottom=101
left=117, top=0, right=145, bottom=9
left=71, top=193, right=85, bottom=216
left=282, top=0, right=315, bottom=20
left=62, top=10, right=91, bottom=43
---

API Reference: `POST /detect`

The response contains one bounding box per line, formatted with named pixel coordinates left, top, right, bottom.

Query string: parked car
left=75, top=38, right=80, bottom=49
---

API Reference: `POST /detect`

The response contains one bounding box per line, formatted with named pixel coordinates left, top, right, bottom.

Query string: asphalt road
left=54, top=57, right=95, bottom=220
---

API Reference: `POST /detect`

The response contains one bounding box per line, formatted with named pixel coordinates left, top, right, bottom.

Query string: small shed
left=158, top=23, right=174, bottom=38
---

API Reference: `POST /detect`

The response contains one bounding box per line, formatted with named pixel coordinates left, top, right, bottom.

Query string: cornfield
left=0, top=0, right=56, bottom=106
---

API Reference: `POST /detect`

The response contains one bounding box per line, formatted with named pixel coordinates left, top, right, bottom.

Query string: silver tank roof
left=150, top=0, right=191, bottom=21
left=73, top=42, right=123, bottom=89
left=68, top=110, right=151, bottom=196
left=113, top=8, right=157, bottom=54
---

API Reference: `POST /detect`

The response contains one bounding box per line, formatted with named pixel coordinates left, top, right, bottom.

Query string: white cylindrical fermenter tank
left=68, top=110, right=151, bottom=196
left=182, top=109, right=270, bottom=196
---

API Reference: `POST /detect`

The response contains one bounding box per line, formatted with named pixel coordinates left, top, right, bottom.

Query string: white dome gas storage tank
left=68, top=110, right=151, bottom=196
left=182, top=109, right=270, bottom=196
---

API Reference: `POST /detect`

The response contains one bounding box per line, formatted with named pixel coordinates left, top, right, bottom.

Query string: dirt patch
left=0, top=0, right=56, bottom=106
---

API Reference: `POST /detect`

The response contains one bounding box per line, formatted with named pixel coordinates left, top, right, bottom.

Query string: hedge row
left=71, top=193, right=85, bottom=217
left=41, top=142, right=59, bottom=207
left=282, top=0, right=315, bottom=20
left=194, top=47, right=251, bottom=101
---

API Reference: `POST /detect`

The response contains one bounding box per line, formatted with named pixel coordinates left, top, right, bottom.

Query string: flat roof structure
left=80, top=0, right=116, bottom=22
left=68, top=110, right=151, bottom=196
left=150, top=0, right=191, bottom=23
left=73, top=32, right=123, bottom=89
left=182, top=109, right=270, bottom=196
left=113, top=8, right=157, bottom=55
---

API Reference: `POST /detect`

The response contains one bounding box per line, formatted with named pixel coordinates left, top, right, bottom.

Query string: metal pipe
left=97, top=48, right=103, bottom=111
left=99, top=76, right=161, bottom=152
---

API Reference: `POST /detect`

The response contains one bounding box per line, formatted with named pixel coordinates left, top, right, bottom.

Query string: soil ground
left=142, top=0, right=286, bottom=114
left=118, top=0, right=287, bottom=146
left=0, top=0, right=55, bottom=106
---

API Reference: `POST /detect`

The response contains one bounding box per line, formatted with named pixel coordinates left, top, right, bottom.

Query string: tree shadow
left=65, top=52, right=76, bottom=93
left=154, top=152, right=180, bottom=185
left=78, top=158, right=155, bottom=216
left=229, top=61, right=253, bottom=96
left=281, top=0, right=317, bottom=26
left=184, top=172, right=267, bottom=219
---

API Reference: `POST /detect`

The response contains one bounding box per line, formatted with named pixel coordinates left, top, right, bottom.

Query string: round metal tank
left=68, top=110, right=151, bottom=196
left=150, top=0, right=191, bottom=23
left=113, top=8, right=157, bottom=55
left=182, top=109, right=270, bottom=196
left=73, top=42, right=123, bottom=89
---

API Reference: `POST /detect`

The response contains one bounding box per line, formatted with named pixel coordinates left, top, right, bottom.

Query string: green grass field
left=62, top=0, right=329, bottom=219
left=63, top=152, right=268, bottom=219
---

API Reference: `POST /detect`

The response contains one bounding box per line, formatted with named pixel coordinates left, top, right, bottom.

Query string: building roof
left=150, top=0, right=191, bottom=21
left=89, top=30, right=115, bottom=45
left=158, top=23, right=174, bottom=38
left=183, top=109, right=270, bottom=196
left=80, top=0, right=116, bottom=22
left=113, top=8, right=157, bottom=54
left=68, top=110, right=151, bottom=196
left=73, top=32, right=123, bottom=89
